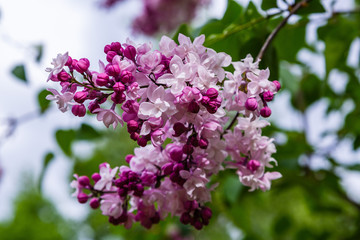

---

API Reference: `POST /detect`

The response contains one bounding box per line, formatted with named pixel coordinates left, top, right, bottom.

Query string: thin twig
left=256, top=0, right=312, bottom=60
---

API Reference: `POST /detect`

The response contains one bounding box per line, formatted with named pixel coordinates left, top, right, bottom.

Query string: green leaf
left=11, top=64, right=27, bottom=83
left=346, top=164, right=360, bottom=171
left=261, top=0, right=278, bottom=11
left=38, top=152, right=55, bottom=191
left=223, top=175, right=242, bottom=204
left=37, top=89, right=51, bottom=114
left=274, top=19, right=307, bottom=62
left=318, top=17, right=358, bottom=74
left=76, top=123, right=101, bottom=140
left=55, top=129, right=76, bottom=157
left=172, top=24, right=191, bottom=42
left=222, top=0, right=243, bottom=25
left=296, top=0, right=326, bottom=15
left=34, top=44, right=43, bottom=63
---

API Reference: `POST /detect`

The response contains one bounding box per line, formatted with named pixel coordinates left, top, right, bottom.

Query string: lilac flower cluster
left=46, top=34, right=282, bottom=229
left=101, top=0, right=210, bottom=36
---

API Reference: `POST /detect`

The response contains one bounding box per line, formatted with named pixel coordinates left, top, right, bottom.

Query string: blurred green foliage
left=2, top=0, right=360, bottom=239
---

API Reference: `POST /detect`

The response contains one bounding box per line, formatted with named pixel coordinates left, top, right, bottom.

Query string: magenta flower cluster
left=101, top=0, right=210, bottom=36
left=46, top=34, right=282, bottom=230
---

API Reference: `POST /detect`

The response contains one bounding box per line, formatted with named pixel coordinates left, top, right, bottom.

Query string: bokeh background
left=0, top=0, right=360, bottom=239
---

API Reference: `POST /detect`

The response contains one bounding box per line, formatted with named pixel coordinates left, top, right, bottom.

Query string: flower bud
left=113, top=82, right=125, bottom=93
left=130, top=132, right=139, bottom=141
left=247, top=159, right=261, bottom=172
left=173, top=122, right=187, bottom=137
left=137, top=137, right=147, bottom=147
left=74, top=91, right=88, bottom=103
left=111, top=42, right=122, bottom=52
left=263, top=90, right=274, bottom=102
left=105, top=64, right=121, bottom=77
left=201, top=96, right=210, bottom=105
left=127, top=120, right=139, bottom=133
left=161, top=162, right=174, bottom=175
left=111, top=92, right=126, bottom=104
left=169, top=147, right=183, bottom=162
left=206, top=88, right=218, bottom=99
left=273, top=80, right=281, bottom=91
left=65, top=56, right=73, bottom=66
left=173, top=163, right=184, bottom=173
left=199, top=138, right=208, bottom=149
left=104, top=44, right=111, bottom=54
left=182, top=144, right=194, bottom=155
left=91, top=173, right=101, bottom=183
left=72, top=104, right=86, bottom=117
left=188, top=101, right=200, bottom=113
left=201, top=207, right=212, bottom=221
left=245, top=98, right=258, bottom=111
left=124, top=45, right=137, bottom=60
left=125, top=154, right=133, bottom=164
left=88, top=101, right=100, bottom=113
left=96, top=73, right=109, bottom=86
left=120, top=70, right=133, bottom=84
left=75, top=58, right=90, bottom=73
left=133, top=184, right=144, bottom=197
left=77, top=193, right=88, bottom=204
left=260, top=106, right=271, bottom=118
left=180, top=212, right=191, bottom=225
left=89, top=198, right=100, bottom=209
left=57, top=70, right=71, bottom=81
left=78, top=175, right=90, bottom=187
left=106, top=51, right=117, bottom=63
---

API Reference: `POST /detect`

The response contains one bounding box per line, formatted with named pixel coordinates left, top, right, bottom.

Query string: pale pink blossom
left=46, top=88, right=75, bottom=113
left=93, top=108, right=123, bottom=129
left=45, top=52, right=69, bottom=80
left=100, top=193, right=123, bottom=218
left=94, top=163, right=119, bottom=190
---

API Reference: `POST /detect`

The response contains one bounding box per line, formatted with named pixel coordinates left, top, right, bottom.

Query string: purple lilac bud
left=72, top=104, right=86, bottom=117
left=77, top=193, right=88, bottom=204
left=201, top=207, right=212, bottom=221
left=74, top=91, right=88, bottom=103
left=273, top=80, right=281, bottom=91
left=104, top=44, right=111, bottom=54
left=75, top=58, right=90, bottom=73
left=182, top=144, right=194, bottom=155
left=57, top=70, right=71, bottom=81
left=120, top=70, right=133, bottom=84
left=206, top=88, right=218, bottom=99
left=133, top=184, right=144, bottom=197
left=260, top=106, right=272, bottom=118
left=124, top=45, right=137, bottom=60
left=201, top=96, right=210, bottom=105
left=173, top=122, right=187, bottom=137
left=140, top=172, right=156, bottom=186
left=263, top=91, right=274, bottom=102
left=106, top=51, right=118, bottom=63
left=105, top=64, right=121, bottom=77
left=161, top=162, right=174, bottom=175
left=130, top=132, right=139, bottom=141
left=125, top=154, right=133, bottom=164
left=113, top=82, right=125, bottom=93
left=193, top=221, right=203, bottom=230
left=89, top=198, right=100, bottom=209
left=78, top=175, right=90, bottom=187
left=247, top=159, right=261, bottom=172
left=199, top=138, right=208, bottom=149
left=137, top=137, right=147, bottom=147
left=188, top=101, right=200, bottom=113
left=111, top=42, right=122, bottom=52
left=88, top=101, right=100, bottom=113
left=96, top=73, right=109, bottom=86
left=169, top=147, right=183, bottom=162
left=180, top=212, right=191, bottom=225
left=245, top=98, right=258, bottom=111
left=91, top=173, right=101, bottom=183
left=111, top=92, right=126, bottom=104
left=65, top=56, right=73, bottom=66
left=127, top=120, right=139, bottom=133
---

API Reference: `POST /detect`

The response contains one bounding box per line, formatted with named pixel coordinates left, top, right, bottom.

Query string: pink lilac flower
left=46, top=88, right=75, bottom=112
left=45, top=52, right=69, bottom=80
left=94, top=163, right=119, bottom=190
